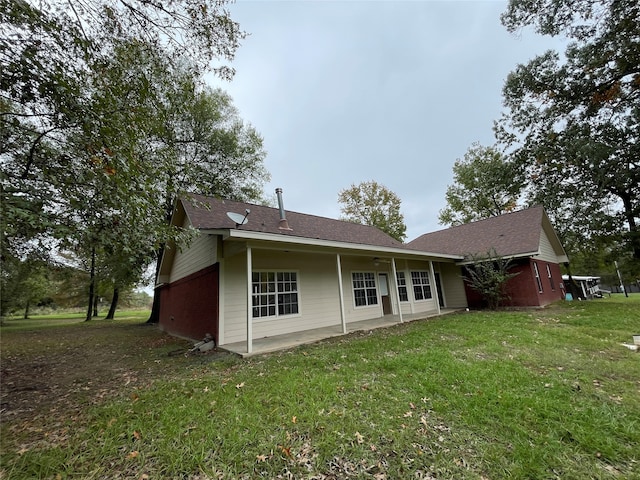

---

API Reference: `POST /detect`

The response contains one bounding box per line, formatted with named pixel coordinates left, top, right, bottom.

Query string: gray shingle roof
left=406, top=206, right=545, bottom=258
left=179, top=196, right=563, bottom=262
left=181, top=194, right=405, bottom=249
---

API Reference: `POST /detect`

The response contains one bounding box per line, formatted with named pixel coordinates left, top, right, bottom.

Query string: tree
left=438, top=143, right=525, bottom=226
left=0, top=254, right=51, bottom=318
left=463, top=249, right=520, bottom=310
left=496, top=0, right=640, bottom=270
left=2, top=1, right=269, bottom=319
left=338, top=181, right=407, bottom=242
left=1, top=0, right=245, bottom=248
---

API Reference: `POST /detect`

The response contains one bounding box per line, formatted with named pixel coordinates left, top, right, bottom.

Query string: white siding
left=537, top=229, right=560, bottom=263
left=437, top=262, right=468, bottom=308
left=401, top=260, right=438, bottom=315
left=394, top=259, right=415, bottom=315
left=222, top=250, right=342, bottom=345
left=350, top=258, right=440, bottom=319
left=220, top=249, right=463, bottom=346
left=221, top=252, right=248, bottom=344
left=340, top=257, right=386, bottom=323
left=169, top=230, right=218, bottom=283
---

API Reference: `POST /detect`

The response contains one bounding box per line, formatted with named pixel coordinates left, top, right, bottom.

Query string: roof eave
left=456, top=251, right=539, bottom=265
left=199, top=228, right=464, bottom=261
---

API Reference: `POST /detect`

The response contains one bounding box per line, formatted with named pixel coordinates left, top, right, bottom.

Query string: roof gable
left=180, top=194, right=405, bottom=249
left=407, top=206, right=555, bottom=259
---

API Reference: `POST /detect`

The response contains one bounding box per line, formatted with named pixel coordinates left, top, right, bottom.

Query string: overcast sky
left=207, top=0, right=566, bottom=241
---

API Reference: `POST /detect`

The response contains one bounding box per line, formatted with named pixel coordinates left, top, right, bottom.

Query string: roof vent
left=275, top=187, right=292, bottom=231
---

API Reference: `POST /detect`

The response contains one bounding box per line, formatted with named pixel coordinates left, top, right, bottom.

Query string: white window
left=396, top=272, right=409, bottom=302
left=533, top=262, right=543, bottom=293
left=546, top=264, right=555, bottom=291
left=252, top=271, right=299, bottom=319
left=352, top=272, right=378, bottom=307
left=411, top=271, right=432, bottom=300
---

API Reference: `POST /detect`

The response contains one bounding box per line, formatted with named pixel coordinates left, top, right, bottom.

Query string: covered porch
left=222, top=309, right=462, bottom=357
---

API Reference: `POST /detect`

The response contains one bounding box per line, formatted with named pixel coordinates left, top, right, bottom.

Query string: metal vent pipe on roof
left=275, top=187, right=292, bottom=230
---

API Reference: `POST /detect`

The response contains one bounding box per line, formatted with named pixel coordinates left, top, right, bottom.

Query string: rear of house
left=156, top=193, right=468, bottom=354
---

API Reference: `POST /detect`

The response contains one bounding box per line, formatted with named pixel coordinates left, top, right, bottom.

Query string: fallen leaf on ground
left=280, top=445, right=292, bottom=458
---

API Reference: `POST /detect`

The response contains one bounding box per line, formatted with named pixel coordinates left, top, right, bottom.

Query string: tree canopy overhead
left=338, top=180, right=407, bottom=242
left=438, top=143, right=525, bottom=227
left=496, top=0, right=640, bottom=267
left=1, top=0, right=269, bottom=317
left=2, top=0, right=252, bottom=253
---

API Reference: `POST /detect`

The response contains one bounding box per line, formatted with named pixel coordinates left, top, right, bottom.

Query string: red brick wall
left=503, top=261, right=540, bottom=306
left=464, top=259, right=564, bottom=308
left=158, top=264, right=219, bottom=342
left=531, top=260, right=564, bottom=306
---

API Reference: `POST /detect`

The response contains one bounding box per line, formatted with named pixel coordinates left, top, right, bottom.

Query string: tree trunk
left=93, top=294, right=99, bottom=317
left=23, top=299, right=30, bottom=319
left=620, top=193, right=640, bottom=260
left=146, top=246, right=164, bottom=324
left=148, top=197, right=173, bottom=324
left=106, top=287, right=119, bottom=320
left=85, top=246, right=96, bottom=322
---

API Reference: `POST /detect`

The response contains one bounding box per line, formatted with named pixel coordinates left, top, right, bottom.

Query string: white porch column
left=246, top=246, right=253, bottom=354
left=429, top=260, right=441, bottom=315
left=218, top=258, right=225, bottom=346
left=336, top=254, right=347, bottom=333
left=391, top=258, right=403, bottom=323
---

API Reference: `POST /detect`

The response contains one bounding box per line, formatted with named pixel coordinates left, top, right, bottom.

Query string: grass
left=1, top=296, right=639, bottom=479
left=0, top=309, right=150, bottom=330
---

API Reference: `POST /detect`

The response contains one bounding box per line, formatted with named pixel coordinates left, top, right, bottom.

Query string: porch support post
left=429, top=260, right=441, bottom=315
left=336, top=254, right=347, bottom=333
left=218, top=258, right=225, bottom=346
left=391, top=258, right=403, bottom=323
left=246, top=246, right=253, bottom=354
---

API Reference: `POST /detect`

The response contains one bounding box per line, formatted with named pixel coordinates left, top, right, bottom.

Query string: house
left=156, top=190, right=469, bottom=355
left=157, top=193, right=569, bottom=354
left=407, top=206, right=569, bottom=308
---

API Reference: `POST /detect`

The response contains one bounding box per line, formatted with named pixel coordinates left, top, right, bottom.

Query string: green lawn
left=0, top=309, right=150, bottom=330
left=1, top=296, right=639, bottom=479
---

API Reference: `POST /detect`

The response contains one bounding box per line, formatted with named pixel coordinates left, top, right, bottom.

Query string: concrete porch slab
left=222, top=309, right=461, bottom=357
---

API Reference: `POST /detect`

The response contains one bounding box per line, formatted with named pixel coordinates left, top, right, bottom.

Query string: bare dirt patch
left=0, top=320, right=232, bottom=429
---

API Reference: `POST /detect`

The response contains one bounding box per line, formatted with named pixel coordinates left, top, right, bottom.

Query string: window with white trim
left=252, top=271, right=299, bottom=318
left=411, top=271, right=432, bottom=300
left=546, top=264, right=555, bottom=291
left=352, top=272, right=378, bottom=307
left=396, top=272, right=409, bottom=302
left=533, top=262, right=543, bottom=293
